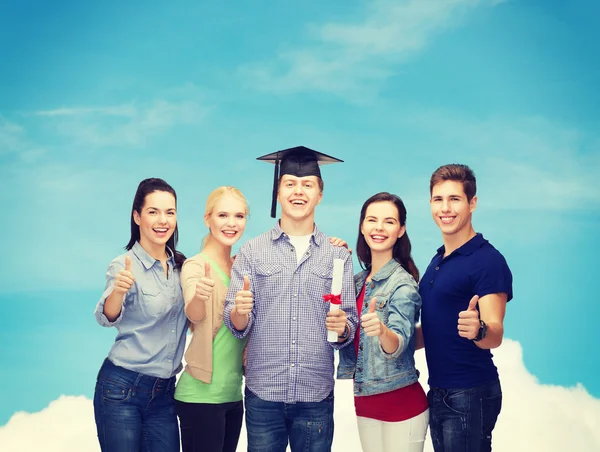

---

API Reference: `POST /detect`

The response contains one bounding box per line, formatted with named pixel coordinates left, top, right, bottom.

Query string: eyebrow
left=145, top=206, right=176, bottom=211
left=365, top=216, right=398, bottom=221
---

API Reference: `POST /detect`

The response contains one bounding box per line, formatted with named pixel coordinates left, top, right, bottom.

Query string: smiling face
left=205, top=193, right=247, bottom=248
left=133, top=190, right=177, bottom=253
left=360, top=201, right=405, bottom=257
left=277, top=174, right=323, bottom=223
left=430, top=180, right=477, bottom=238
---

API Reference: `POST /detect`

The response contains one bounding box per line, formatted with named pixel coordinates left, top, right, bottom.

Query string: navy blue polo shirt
left=420, top=233, right=513, bottom=389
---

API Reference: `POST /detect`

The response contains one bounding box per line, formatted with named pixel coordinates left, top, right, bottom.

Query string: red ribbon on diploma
left=323, top=294, right=342, bottom=305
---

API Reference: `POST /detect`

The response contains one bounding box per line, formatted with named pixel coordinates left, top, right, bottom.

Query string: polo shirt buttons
left=435, top=266, right=439, bottom=270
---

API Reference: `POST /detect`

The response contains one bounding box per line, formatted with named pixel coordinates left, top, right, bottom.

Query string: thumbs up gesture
left=457, top=294, right=480, bottom=339
left=234, top=275, right=253, bottom=316
left=113, top=256, right=135, bottom=295
left=194, top=261, right=215, bottom=303
left=361, top=297, right=384, bottom=337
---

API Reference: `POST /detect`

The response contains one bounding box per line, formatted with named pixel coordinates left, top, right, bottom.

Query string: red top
left=353, top=282, right=428, bottom=422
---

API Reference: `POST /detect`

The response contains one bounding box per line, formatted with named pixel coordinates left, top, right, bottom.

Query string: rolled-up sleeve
left=94, top=258, right=129, bottom=327
left=382, top=283, right=421, bottom=359
left=181, top=258, right=209, bottom=324
left=224, top=244, right=255, bottom=338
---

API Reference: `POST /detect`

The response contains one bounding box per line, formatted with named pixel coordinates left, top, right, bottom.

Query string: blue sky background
left=1, top=0, right=598, bottom=426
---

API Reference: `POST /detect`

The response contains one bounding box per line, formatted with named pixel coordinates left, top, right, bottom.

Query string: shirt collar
left=270, top=221, right=326, bottom=247
left=371, top=258, right=402, bottom=281
left=436, top=233, right=487, bottom=258
left=132, top=241, right=174, bottom=270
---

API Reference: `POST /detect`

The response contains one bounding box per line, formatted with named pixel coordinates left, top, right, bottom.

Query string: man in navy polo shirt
left=419, top=164, right=513, bottom=452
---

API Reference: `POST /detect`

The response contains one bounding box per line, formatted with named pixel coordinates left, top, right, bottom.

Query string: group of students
left=93, top=146, right=513, bottom=452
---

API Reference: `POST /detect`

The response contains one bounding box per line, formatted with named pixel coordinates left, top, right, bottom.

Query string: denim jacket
left=337, top=258, right=422, bottom=396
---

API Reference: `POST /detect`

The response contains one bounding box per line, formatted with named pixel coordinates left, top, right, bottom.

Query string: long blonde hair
left=202, top=186, right=249, bottom=249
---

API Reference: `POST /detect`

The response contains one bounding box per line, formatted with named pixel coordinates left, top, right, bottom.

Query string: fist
left=195, top=261, right=215, bottom=303
left=235, top=275, right=253, bottom=316
left=326, top=308, right=348, bottom=335
left=361, top=297, right=384, bottom=337
left=457, top=295, right=480, bottom=339
left=113, top=256, right=135, bottom=295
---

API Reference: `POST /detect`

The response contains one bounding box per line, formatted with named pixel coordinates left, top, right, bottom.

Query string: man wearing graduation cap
left=224, top=146, right=358, bottom=451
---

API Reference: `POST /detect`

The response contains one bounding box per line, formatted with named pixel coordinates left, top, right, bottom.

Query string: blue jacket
left=337, top=258, right=422, bottom=396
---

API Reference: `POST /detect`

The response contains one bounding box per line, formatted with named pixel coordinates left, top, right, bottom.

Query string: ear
left=316, top=191, right=323, bottom=205
left=133, top=210, right=141, bottom=226
left=204, top=214, right=210, bottom=229
left=397, top=224, right=406, bottom=239
left=469, top=195, right=478, bottom=213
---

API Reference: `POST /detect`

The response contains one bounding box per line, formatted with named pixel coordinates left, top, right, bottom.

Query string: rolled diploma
left=327, top=258, right=344, bottom=342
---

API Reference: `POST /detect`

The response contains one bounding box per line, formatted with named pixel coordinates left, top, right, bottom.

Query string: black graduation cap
left=257, top=146, right=343, bottom=218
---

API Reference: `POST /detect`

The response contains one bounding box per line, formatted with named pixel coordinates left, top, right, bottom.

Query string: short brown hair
left=278, top=175, right=324, bottom=193
left=430, top=164, right=476, bottom=201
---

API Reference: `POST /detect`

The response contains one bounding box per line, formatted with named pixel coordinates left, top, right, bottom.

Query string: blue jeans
left=244, top=387, right=334, bottom=452
left=93, top=359, right=179, bottom=452
left=427, top=379, right=502, bottom=452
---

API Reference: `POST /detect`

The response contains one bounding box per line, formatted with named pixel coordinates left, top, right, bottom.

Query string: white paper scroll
left=327, top=258, right=344, bottom=342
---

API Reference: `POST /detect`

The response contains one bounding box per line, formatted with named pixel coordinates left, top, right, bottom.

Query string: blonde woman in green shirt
left=175, top=186, right=249, bottom=452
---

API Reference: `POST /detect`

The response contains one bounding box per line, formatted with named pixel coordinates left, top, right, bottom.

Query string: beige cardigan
left=180, top=253, right=228, bottom=384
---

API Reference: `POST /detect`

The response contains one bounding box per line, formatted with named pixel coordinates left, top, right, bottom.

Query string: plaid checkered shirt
left=224, top=222, right=357, bottom=403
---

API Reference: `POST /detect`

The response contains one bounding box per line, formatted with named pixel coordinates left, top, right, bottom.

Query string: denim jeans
left=244, top=387, right=334, bottom=452
left=427, top=379, right=502, bottom=452
left=93, top=359, right=180, bottom=452
left=175, top=399, right=243, bottom=452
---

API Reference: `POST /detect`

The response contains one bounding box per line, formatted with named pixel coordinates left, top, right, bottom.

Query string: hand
left=361, top=297, right=384, bottom=337
left=329, top=236, right=352, bottom=254
left=194, top=261, right=215, bottom=303
left=113, top=256, right=135, bottom=295
left=234, top=275, right=253, bottom=316
left=458, top=295, right=480, bottom=339
left=326, top=307, right=348, bottom=335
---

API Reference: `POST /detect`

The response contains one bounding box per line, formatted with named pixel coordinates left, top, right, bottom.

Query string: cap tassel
left=270, top=153, right=280, bottom=218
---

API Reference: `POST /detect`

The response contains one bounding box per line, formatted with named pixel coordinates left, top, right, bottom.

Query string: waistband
left=98, top=358, right=176, bottom=393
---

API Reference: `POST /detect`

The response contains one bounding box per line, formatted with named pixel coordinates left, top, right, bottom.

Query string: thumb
left=368, top=297, right=377, bottom=314
left=125, top=256, right=132, bottom=272
left=468, top=294, right=479, bottom=311
left=243, top=275, right=251, bottom=291
left=204, top=261, right=211, bottom=279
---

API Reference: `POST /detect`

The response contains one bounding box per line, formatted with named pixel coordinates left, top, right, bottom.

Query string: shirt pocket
left=308, top=265, right=333, bottom=302
left=365, top=291, right=392, bottom=324
left=255, top=263, right=284, bottom=301
left=140, top=285, right=171, bottom=318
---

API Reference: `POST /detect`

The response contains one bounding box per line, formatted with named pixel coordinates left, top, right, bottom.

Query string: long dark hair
left=356, top=192, right=419, bottom=283
left=125, top=178, right=186, bottom=270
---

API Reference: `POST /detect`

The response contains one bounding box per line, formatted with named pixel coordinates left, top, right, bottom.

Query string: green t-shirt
left=174, top=254, right=245, bottom=403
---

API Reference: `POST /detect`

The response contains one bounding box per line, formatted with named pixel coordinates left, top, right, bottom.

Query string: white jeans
left=356, top=409, right=429, bottom=452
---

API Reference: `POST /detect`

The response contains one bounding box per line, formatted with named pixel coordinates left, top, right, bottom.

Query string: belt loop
left=132, top=372, right=143, bottom=397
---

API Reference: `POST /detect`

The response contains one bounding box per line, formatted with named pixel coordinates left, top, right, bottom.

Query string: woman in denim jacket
left=337, top=192, right=429, bottom=452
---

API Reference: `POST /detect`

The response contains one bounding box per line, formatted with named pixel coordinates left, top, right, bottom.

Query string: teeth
left=440, top=217, right=454, bottom=224
left=372, top=235, right=386, bottom=240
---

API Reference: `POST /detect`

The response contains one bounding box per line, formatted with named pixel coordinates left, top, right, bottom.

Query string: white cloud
left=240, top=0, right=502, bottom=100
left=1, top=340, right=598, bottom=451
left=33, top=105, right=137, bottom=118
left=28, top=84, right=211, bottom=148
left=43, top=100, right=208, bottom=148
left=0, top=117, right=45, bottom=162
